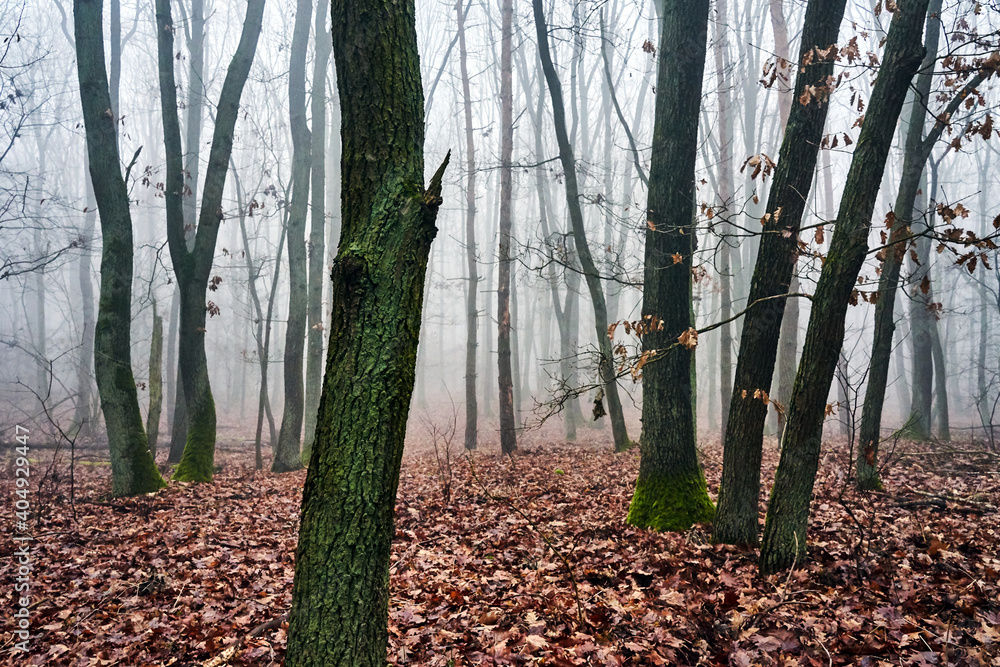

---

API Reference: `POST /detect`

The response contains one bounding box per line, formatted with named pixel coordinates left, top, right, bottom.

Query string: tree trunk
left=858, top=0, right=946, bottom=487
left=457, top=0, right=478, bottom=451
left=303, top=0, right=332, bottom=464
left=147, top=306, right=164, bottom=457
left=712, top=0, right=735, bottom=442
left=73, top=0, right=165, bottom=497
left=533, top=0, right=630, bottom=453
left=626, top=0, right=715, bottom=532
left=71, top=171, right=97, bottom=438
left=274, top=0, right=312, bottom=473
left=712, top=0, right=847, bottom=547
left=165, top=285, right=186, bottom=462
left=497, top=0, right=516, bottom=456
left=759, top=0, right=928, bottom=575
left=284, top=0, right=449, bottom=658
left=155, top=0, right=265, bottom=482
left=930, top=302, right=950, bottom=440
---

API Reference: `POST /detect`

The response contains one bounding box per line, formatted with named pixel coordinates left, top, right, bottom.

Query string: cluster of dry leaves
left=2, top=427, right=998, bottom=666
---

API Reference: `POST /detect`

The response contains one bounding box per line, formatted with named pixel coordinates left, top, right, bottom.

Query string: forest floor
left=2, top=419, right=1000, bottom=666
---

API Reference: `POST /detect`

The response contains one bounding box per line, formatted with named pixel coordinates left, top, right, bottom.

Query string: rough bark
left=759, top=0, right=929, bottom=575
left=274, top=0, right=312, bottom=474
left=712, top=0, right=847, bottom=547
left=533, top=0, right=631, bottom=453
left=457, top=0, right=479, bottom=451
left=155, top=0, right=265, bottom=482
left=627, top=0, right=715, bottom=532
left=73, top=0, right=165, bottom=497
left=497, top=0, right=516, bottom=456
left=284, top=0, right=448, bottom=660
left=303, top=0, right=332, bottom=464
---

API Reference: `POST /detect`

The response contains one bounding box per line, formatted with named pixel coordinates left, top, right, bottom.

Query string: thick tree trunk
left=712, top=0, right=847, bottom=547
left=303, top=0, right=332, bottom=464
left=284, top=0, right=448, bottom=659
left=759, top=0, right=929, bottom=574
left=497, top=0, right=516, bottom=456
left=155, top=0, right=265, bottom=482
left=457, top=0, right=478, bottom=451
left=533, top=0, right=630, bottom=453
left=147, top=306, right=163, bottom=456
left=627, top=0, right=715, bottom=532
left=73, top=0, right=165, bottom=497
left=274, top=0, right=312, bottom=473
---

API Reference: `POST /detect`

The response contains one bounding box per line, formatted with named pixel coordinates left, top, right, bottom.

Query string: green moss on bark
left=628, top=468, right=715, bottom=532
left=171, top=392, right=216, bottom=482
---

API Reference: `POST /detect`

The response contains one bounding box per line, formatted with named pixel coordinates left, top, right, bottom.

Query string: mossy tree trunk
left=626, top=0, right=715, bottom=532
left=273, top=0, right=312, bottom=474
left=146, top=306, right=164, bottom=457
left=303, top=0, right=332, bottom=465
left=73, top=0, right=166, bottom=498
left=712, top=0, right=847, bottom=547
left=155, top=0, right=264, bottom=482
left=759, top=0, right=929, bottom=575
left=457, top=0, right=479, bottom=451
left=283, top=0, right=449, bottom=661
left=533, top=0, right=630, bottom=453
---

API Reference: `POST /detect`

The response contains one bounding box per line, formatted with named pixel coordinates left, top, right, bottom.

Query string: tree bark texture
left=155, top=0, right=265, bottom=482
left=533, top=0, right=631, bottom=453
left=274, top=0, right=313, bottom=473
left=759, top=0, right=929, bottom=575
left=284, top=0, right=448, bottom=661
left=712, top=0, right=847, bottom=547
left=627, top=0, right=715, bottom=532
left=74, top=0, right=165, bottom=497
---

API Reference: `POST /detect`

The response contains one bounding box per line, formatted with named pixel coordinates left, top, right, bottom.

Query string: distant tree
left=759, top=0, right=930, bottom=575
left=154, top=0, right=265, bottom=482
left=283, top=0, right=449, bottom=662
left=456, top=0, right=479, bottom=451
left=273, top=0, right=312, bottom=473
left=533, top=0, right=631, bottom=453
left=73, top=0, right=165, bottom=497
left=498, top=0, right=516, bottom=456
left=302, top=0, right=333, bottom=464
left=626, top=0, right=715, bottom=532
left=712, top=0, right=847, bottom=547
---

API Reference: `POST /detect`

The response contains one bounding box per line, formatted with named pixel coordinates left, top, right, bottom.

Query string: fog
left=2, top=0, right=998, bottom=454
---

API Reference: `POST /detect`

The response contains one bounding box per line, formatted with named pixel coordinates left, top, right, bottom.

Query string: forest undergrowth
left=2, top=422, right=999, bottom=666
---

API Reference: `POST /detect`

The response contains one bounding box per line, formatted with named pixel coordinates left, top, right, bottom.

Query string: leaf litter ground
left=2, top=422, right=999, bottom=666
